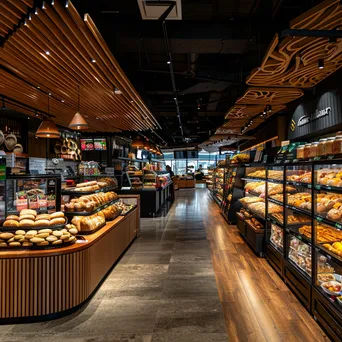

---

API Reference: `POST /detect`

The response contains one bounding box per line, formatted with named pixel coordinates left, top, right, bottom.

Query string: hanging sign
left=288, top=89, right=342, bottom=140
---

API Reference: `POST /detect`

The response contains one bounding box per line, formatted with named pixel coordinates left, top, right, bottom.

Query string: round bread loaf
left=6, top=215, right=19, bottom=221
left=19, top=219, right=35, bottom=227
left=3, top=220, right=19, bottom=227
left=0, top=232, right=14, bottom=240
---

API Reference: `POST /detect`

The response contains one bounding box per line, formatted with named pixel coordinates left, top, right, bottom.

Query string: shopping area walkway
left=0, top=187, right=330, bottom=341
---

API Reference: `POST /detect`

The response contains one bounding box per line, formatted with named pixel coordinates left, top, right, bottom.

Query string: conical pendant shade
left=36, top=119, right=60, bottom=138
left=69, top=112, right=88, bottom=130
left=131, top=136, right=144, bottom=149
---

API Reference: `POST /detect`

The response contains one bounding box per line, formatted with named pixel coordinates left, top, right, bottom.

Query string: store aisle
left=0, top=187, right=329, bottom=341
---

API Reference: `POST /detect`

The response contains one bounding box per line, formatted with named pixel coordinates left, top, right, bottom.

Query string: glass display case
left=213, top=167, right=224, bottom=204
left=123, top=170, right=171, bottom=190
left=5, top=174, right=61, bottom=215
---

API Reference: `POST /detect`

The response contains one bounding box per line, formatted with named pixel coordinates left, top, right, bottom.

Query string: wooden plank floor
left=203, top=187, right=330, bottom=342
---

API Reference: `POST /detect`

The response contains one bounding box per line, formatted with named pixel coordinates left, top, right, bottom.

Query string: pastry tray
left=64, top=198, right=120, bottom=216
left=61, top=185, right=117, bottom=196
left=79, top=221, right=106, bottom=235
left=1, top=218, right=68, bottom=232
left=0, top=237, right=84, bottom=250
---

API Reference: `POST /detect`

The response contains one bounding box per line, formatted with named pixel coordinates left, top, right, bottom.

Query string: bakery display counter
left=0, top=202, right=139, bottom=322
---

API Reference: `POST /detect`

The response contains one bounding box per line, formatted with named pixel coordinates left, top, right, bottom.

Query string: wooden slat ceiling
left=235, top=88, right=304, bottom=105
left=0, top=0, right=160, bottom=132
left=0, top=0, right=33, bottom=38
left=225, top=104, right=286, bottom=120
left=246, top=0, right=342, bottom=88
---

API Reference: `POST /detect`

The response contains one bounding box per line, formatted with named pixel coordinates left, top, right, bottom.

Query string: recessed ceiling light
left=61, top=99, right=65, bottom=103
left=48, top=92, right=51, bottom=96
left=167, top=61, right=171, bottom=64
left=130, top=100, right=134, bottom=103
left=91, top=59, right=96, bottom=63
left=45, top=51, right=50, bottom=55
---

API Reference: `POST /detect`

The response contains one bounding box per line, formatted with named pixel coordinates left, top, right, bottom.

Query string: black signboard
left=288, top=89, right=342, bottom=140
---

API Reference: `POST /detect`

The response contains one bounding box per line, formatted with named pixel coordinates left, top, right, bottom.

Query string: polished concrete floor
left=0, top=187, right=330, bottom=341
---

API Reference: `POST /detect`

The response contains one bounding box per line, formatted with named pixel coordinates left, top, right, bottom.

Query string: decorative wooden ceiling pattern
left=0, top=0, right=33, bottom=38
left=224, top=103, right=286, bottom=120
left=0, top=0, right=159, bottom=132
left=246, top=0, right=342, bottom=88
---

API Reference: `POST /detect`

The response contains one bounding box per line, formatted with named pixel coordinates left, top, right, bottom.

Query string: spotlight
left=61, top=99, right=65, bottom=103
left=318, top=59, right=324, bottom=69
left=114, top=87, right=122, bottom=95
left=45, top=51, right=50, bottom=55
left=91, top=59, right=96, bottom=63
left=167, top=61, right=171, bottom=64
left=268, top=105, right=272, bottom=113
left=174, top=97, right=176, bottom=100
left=130, top=100, right=134, bottom=103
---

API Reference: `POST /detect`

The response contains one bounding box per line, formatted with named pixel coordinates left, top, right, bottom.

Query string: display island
left=0, top=174, right=140, bottom=322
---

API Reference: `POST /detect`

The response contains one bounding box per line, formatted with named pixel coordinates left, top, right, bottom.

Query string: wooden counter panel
left=0, top=209, right=138, bottom=320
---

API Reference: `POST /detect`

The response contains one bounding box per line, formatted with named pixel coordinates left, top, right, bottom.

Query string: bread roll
left=30, top=237, right=45, bottom=244
left=9, top=242, right=21, bottom=247
left=35, top=214, right=50, bottom=221
left=37, top=241, right=49, bottom=246
left=52, top=230, right=63, bottom=237
left=52, top=239, right=62, bottom=245
left=50, top=218, right=65, bottom=226
left=19, top=214, right=36, bottom=221
left=64, top=203, right=75, bottom=212
left=76, top=181, right=97, bottom=188
left=20, top=209, right=37, bottom=217
left=3, top=220, right=19, bottom=227
left=0, top=232, right=14, bottom=240
left=33, top=220, right=50, bottom=227
left=6, top=215, right=19, bottom=221
left=15, top=230, right=26, bottom=235
left=19, top=219, right=35, bottom=227
left=46, top=235, right=58, bottom=242
left=0, top=242, right=7, bottom=247
left=50, top=211, right=65, bottom=219
left=36, top=233, right=50, bottom=238
left=38, top=229, right=52, bottom=234
left=22, top=241, right=33, bottom=247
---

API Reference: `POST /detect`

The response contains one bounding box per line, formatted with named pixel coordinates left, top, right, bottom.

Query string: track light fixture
left=114, top=87, right=122, bottom=95
left=318, top=59, right=324, bottom=69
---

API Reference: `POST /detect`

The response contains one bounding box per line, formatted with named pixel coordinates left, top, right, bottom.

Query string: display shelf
left=6, top=208, right=56, bottom=216
left=285, top=204, right=312, bottom=217
left=316, top=244, right=342, bottom=265
left=241, top=177, right=266, bottom=182
left=286, top=181, right=312, bottom=189
left=267, top=216, right=284, bottom=228
left=315, top=215, right=342, bottom=230
left=1, top=222, right=66, bottom=232
left=63, top=198, right=120, bottom=216
left=268, top=198, right=283, bottom=206
left=244, top=189, right=263, bottom=197
left=267, top=179, right=283, bottom=184
left=314, top=184, right=342, bottom=193
left=61, top=185, right=117, bottom=196
left=120, top=205, right=137, bottom=216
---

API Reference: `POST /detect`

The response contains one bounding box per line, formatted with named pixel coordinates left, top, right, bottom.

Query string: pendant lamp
left=69, top=84, right=88, bottom=130
left=36, top=94, right=60, bottom=138
left=143, top=141, right=151, bottom=151
left=131, top=136, right=144, bottom=149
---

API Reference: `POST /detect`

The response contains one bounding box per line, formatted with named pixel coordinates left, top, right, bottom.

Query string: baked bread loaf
left=3, top=220, right=19, bottom=227
left=19, top=214, right=36, bottom=221
left=50, top=211, right=64, bottom=219
left=19, top=219, right=35, bottom=227
left=34, top=220, right=50, bottom=227
left=20, top=209, right=37, bottom=217
left=36, top=214, right=50, bottom=221
left=50, top=218, right=65, bottom=226
left=6, top=215, right=19, bottom=221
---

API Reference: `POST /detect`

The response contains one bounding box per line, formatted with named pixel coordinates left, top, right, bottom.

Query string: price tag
left=316, top=185, right=321, bottom=190
left=293, top=159, right=299, bottom=163
left=297, top=235, right=302, bottom=240
left=316, top=216, right=323, bottom=222
left=336, top=223, right=342, bottom=230
left=328, top=155, right=335, bottom=160
left=307, top=184, right=312, bottom=189
left=327, top=254, right=332, bottom=260
left=314, top=157, right=321, bottom=161
left=284, top=160, right=290, bottom=164
left=326, top=186, right=331, bottom=190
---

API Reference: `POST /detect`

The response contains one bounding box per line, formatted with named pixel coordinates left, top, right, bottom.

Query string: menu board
left=94, top=138, right=107, bottom=151
left=80, top=139, right=94, bottom=151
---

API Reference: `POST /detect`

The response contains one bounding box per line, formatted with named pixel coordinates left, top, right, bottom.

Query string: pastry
left=74, top=202, right=85, bottom=211
left=3, top=220, right=19, bottom=227
left=64, top=203, right=75, bottom=212
left=19, top=219, right=35, bottom=227
left=76, top=181, right=98, bottom=188
left=327, top=209, right=342, bottom=221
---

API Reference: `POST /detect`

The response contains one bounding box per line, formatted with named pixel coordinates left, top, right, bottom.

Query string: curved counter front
left=0, top=207, right=139, bottom=323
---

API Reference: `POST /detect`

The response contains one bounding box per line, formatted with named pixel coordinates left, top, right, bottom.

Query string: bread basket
left=4, top=134, right=17, bottom=150
left=0, top=131, right=4, bottom=146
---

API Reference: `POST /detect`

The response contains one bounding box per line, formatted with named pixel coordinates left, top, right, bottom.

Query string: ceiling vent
left=137, top=0, right=182, bottom=20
